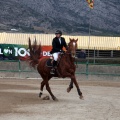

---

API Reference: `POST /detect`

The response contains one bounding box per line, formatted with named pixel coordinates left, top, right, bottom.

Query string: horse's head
left=68, top=38, right=78, bottom=58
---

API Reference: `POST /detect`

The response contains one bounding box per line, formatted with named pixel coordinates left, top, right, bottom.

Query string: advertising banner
left=42, top=46, right=52, bottom=57
left=0, top=44, right=52, bottom=60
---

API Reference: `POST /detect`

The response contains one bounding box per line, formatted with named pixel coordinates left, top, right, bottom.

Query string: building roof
left=0, top=32, right=120, bottom=50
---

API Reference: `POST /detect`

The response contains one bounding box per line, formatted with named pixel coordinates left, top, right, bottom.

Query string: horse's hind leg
left=67, top=80, right=74, bottom=93
left=46, top=81, right=58, bottom=101
left=40, top=76, right=57, bottom=101
left=39, top=80, right=45, bottom=98
left=39, top=75, right=51, bottom=98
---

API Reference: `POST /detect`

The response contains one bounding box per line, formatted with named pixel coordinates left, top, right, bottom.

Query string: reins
left=62, top=52, right=78, bottom=68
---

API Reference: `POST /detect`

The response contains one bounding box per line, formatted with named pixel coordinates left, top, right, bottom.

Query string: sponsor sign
left=0, top=44, right=52, bottom=60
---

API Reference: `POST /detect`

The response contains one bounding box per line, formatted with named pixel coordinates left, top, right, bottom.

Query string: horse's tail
left=28, top=37, right=42, bottom=68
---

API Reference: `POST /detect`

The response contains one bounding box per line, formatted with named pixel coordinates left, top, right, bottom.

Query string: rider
left=50, top=30, right=68, bottom=74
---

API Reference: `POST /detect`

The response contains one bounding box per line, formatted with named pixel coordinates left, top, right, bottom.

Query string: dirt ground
left=0, top=78, right=120, bottom=120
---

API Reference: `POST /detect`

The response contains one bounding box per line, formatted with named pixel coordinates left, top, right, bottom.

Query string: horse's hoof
left=67, top=87, right=71, bottom=93
left=39, top=92, right=42, bottom=98
left=80, top=95, right=84, bottom=100
left=53, top=97, right=58, bottom=101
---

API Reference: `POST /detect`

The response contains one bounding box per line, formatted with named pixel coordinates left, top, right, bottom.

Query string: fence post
left=97, top=50, right=99, bottom=57
left=86, top=61, right=89, bottom=79
left=111, top=50, right=113, bottom=57
left=18, top=60, right=21, bottom=78
left=94, top=47, right=96, bottom=64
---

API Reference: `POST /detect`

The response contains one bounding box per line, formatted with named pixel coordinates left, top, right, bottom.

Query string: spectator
left=77, top=50, right=86, bottom=59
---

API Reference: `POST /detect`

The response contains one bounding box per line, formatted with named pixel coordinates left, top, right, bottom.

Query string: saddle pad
left=46, top=59, right=53, bottom=67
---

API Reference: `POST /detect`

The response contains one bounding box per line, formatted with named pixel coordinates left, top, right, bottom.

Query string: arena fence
left=0, top=60, right=120, bottom=79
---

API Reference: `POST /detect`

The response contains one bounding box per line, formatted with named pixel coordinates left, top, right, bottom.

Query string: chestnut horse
left=28, top=38, right=83, bottom=101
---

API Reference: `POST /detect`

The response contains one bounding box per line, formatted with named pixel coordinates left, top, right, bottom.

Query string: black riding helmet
left=55, top=30, right=62, bottom=35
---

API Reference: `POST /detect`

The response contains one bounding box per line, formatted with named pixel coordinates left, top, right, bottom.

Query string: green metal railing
left=76, top=61, right=120, bottom=76
left=0, top=60, right=120, bottom=78
left=0, top=60, right=33, bottom=73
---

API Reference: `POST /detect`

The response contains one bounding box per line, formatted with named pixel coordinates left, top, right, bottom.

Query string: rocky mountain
left=0, top=0, right=120, bottom=36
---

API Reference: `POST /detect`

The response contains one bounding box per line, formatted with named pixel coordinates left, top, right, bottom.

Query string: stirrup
left=50, top=68, right=55, bottom=74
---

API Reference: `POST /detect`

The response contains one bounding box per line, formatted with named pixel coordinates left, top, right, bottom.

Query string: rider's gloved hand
left=60, top=50, right=65, bottom=54
left=50, top=51, right=52, bottom=54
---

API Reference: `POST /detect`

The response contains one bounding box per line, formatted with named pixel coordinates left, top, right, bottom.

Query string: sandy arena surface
left=0, top=78, right=120, bottom=120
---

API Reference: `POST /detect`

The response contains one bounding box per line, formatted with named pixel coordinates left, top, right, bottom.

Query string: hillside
left=0, top=0, right=120, bottom=36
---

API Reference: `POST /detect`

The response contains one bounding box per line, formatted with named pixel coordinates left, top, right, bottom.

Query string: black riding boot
left=50, top=60, right=57, bottom=74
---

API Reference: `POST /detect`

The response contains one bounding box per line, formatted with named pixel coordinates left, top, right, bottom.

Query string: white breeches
left=53, top=52, right=60, bottom=61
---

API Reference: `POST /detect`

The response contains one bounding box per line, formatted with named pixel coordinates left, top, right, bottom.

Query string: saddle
left=46, top=57, right=54, bottom=67
left=46, top=53, right=63, bottom=67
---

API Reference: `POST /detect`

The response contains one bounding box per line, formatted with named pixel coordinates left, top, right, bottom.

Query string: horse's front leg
left=71, top=75, right=84, bottom=100
left=61, top=71, right=74, bottom=93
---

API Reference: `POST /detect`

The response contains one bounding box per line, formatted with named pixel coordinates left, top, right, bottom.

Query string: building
left=0, top=32, right=120, bottom=58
